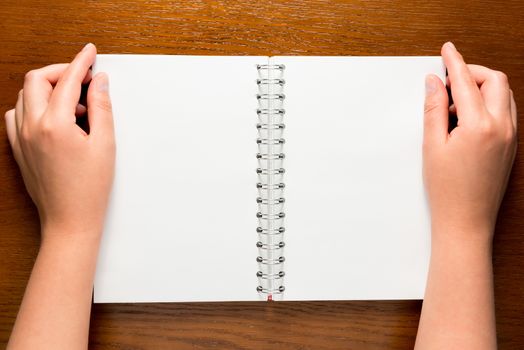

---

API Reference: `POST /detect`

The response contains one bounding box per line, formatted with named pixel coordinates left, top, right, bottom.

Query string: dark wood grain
left=1, top=0, right=523, bottom=349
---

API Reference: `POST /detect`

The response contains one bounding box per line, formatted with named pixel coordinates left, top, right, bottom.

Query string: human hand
left=4, top=43, right=115, bottom=242
left=423, top=42, right=517, bottom=244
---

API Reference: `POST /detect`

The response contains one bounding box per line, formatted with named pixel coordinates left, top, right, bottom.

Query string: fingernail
left=97, top=72, right=109, bottom=92
left=425, top=75, right=436, bottom=96
left=82, top=43, right=93, bottom=52
left=446, top=41, right=456, bottom=50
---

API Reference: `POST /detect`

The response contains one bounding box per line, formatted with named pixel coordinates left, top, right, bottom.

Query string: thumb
left=87, top=72, right=114, bottom=140
left=423, top=74, right=449, bottom=148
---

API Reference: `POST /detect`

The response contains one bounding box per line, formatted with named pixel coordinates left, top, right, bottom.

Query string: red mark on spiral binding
left=267, top=294, right=273, bottom=302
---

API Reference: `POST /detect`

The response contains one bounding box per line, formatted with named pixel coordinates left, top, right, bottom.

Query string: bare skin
left=4, top=42, right=517, bottom=349
left=415, top=42, right=517, bottom=350
left=5, top=43, right=114, bottom=350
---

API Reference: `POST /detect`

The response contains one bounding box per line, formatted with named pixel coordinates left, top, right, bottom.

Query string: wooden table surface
left=1, top=0, right=523, bottom=348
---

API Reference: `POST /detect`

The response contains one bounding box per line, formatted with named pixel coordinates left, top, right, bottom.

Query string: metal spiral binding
left=256, top=241, right=285, bottom=249
left=256, top=168, right=285, bottom=175
left=256, top=197, right=285, bottom=204
left=257, top=227, right=285, bottom=235
left=257, top=271, right=285, bottom=279
left=256, top=62, right=286, bottom=300
left=256, top=123, right=285, bottom=130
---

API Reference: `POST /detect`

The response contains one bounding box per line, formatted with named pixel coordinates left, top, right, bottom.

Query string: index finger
left=441, top=42, right=486, bottom=123
left=467, top=64, right=511, bottom=117
left=22, top=64, right=69, bottom=118
left=49, top=43, right=97, bottom=117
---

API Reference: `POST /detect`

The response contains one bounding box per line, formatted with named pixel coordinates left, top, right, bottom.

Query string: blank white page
left=278, top=57, right=445, bottom=300
left=93, top=55, right=266, bottom=302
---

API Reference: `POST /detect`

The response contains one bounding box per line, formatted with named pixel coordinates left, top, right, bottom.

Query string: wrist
left=430, top=222, right=494, bottom=254
left=429, top=205, right=497, bottom=242
left=40, top=223, right=104, bottom=251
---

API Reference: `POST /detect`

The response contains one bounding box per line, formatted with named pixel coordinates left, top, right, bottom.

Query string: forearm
left=8, top=228, right=101, bottom=350
left=5, top=44, right=113, bottom=349
left=415, top=225, right=496, bottom=350
left=416, top=43, right=516, bottom=349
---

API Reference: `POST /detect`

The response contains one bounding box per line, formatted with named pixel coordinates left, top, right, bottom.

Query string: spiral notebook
left=92, top=55, right=445, bottom=303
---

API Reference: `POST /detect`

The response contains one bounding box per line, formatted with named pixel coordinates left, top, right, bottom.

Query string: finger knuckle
left=4, top=109, right=14, bottom=120
left=24, top=69, right=39, bottom=82
left=20, top=124, right=32, bottom=143
left=95, top=98, right=113, bottom=113
left=39, top=119, right=56, bottom=139
left=492, top=70, right=509, bottom=86
left=503, top=126, right=517, bottom=145
left=477, top=119, right=497, bottom=140
left=424, top=101, right=440, bottom=115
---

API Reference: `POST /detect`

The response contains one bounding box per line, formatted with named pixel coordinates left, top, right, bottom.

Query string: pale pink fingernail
left=82, top=43, right=93, bottom=52
left=445, top=41, right=456, bottom=50
left=97, top=72, right=109, bottom=92
left=425, top=75, right=436, bottom=96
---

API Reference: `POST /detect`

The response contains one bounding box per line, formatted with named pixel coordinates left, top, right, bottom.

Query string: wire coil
left=257, top=108, right=285, bottom=115
left=256, top=153, right=285, bottom=160
left=256, top=182, right=285, bottom=190
left=256, top=241, right=285, bottom=249
left=256, top=123, right=285, bottom=130
left=256, top=168, right=285, bottom=175
left=256, top=197, right=285, bottom=204
left=257, top=271, right=285, bottom=279
left=257, top=285, right=286, bottom=294
left=257, top=226, right=285, bottom=235
left=256, top=138, right=286, bottom=145
left=256, top=64, right=286, bottom=70
left=256, top=62, right=286, bottom=299
left=257, top=78, right=285, bottom=85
